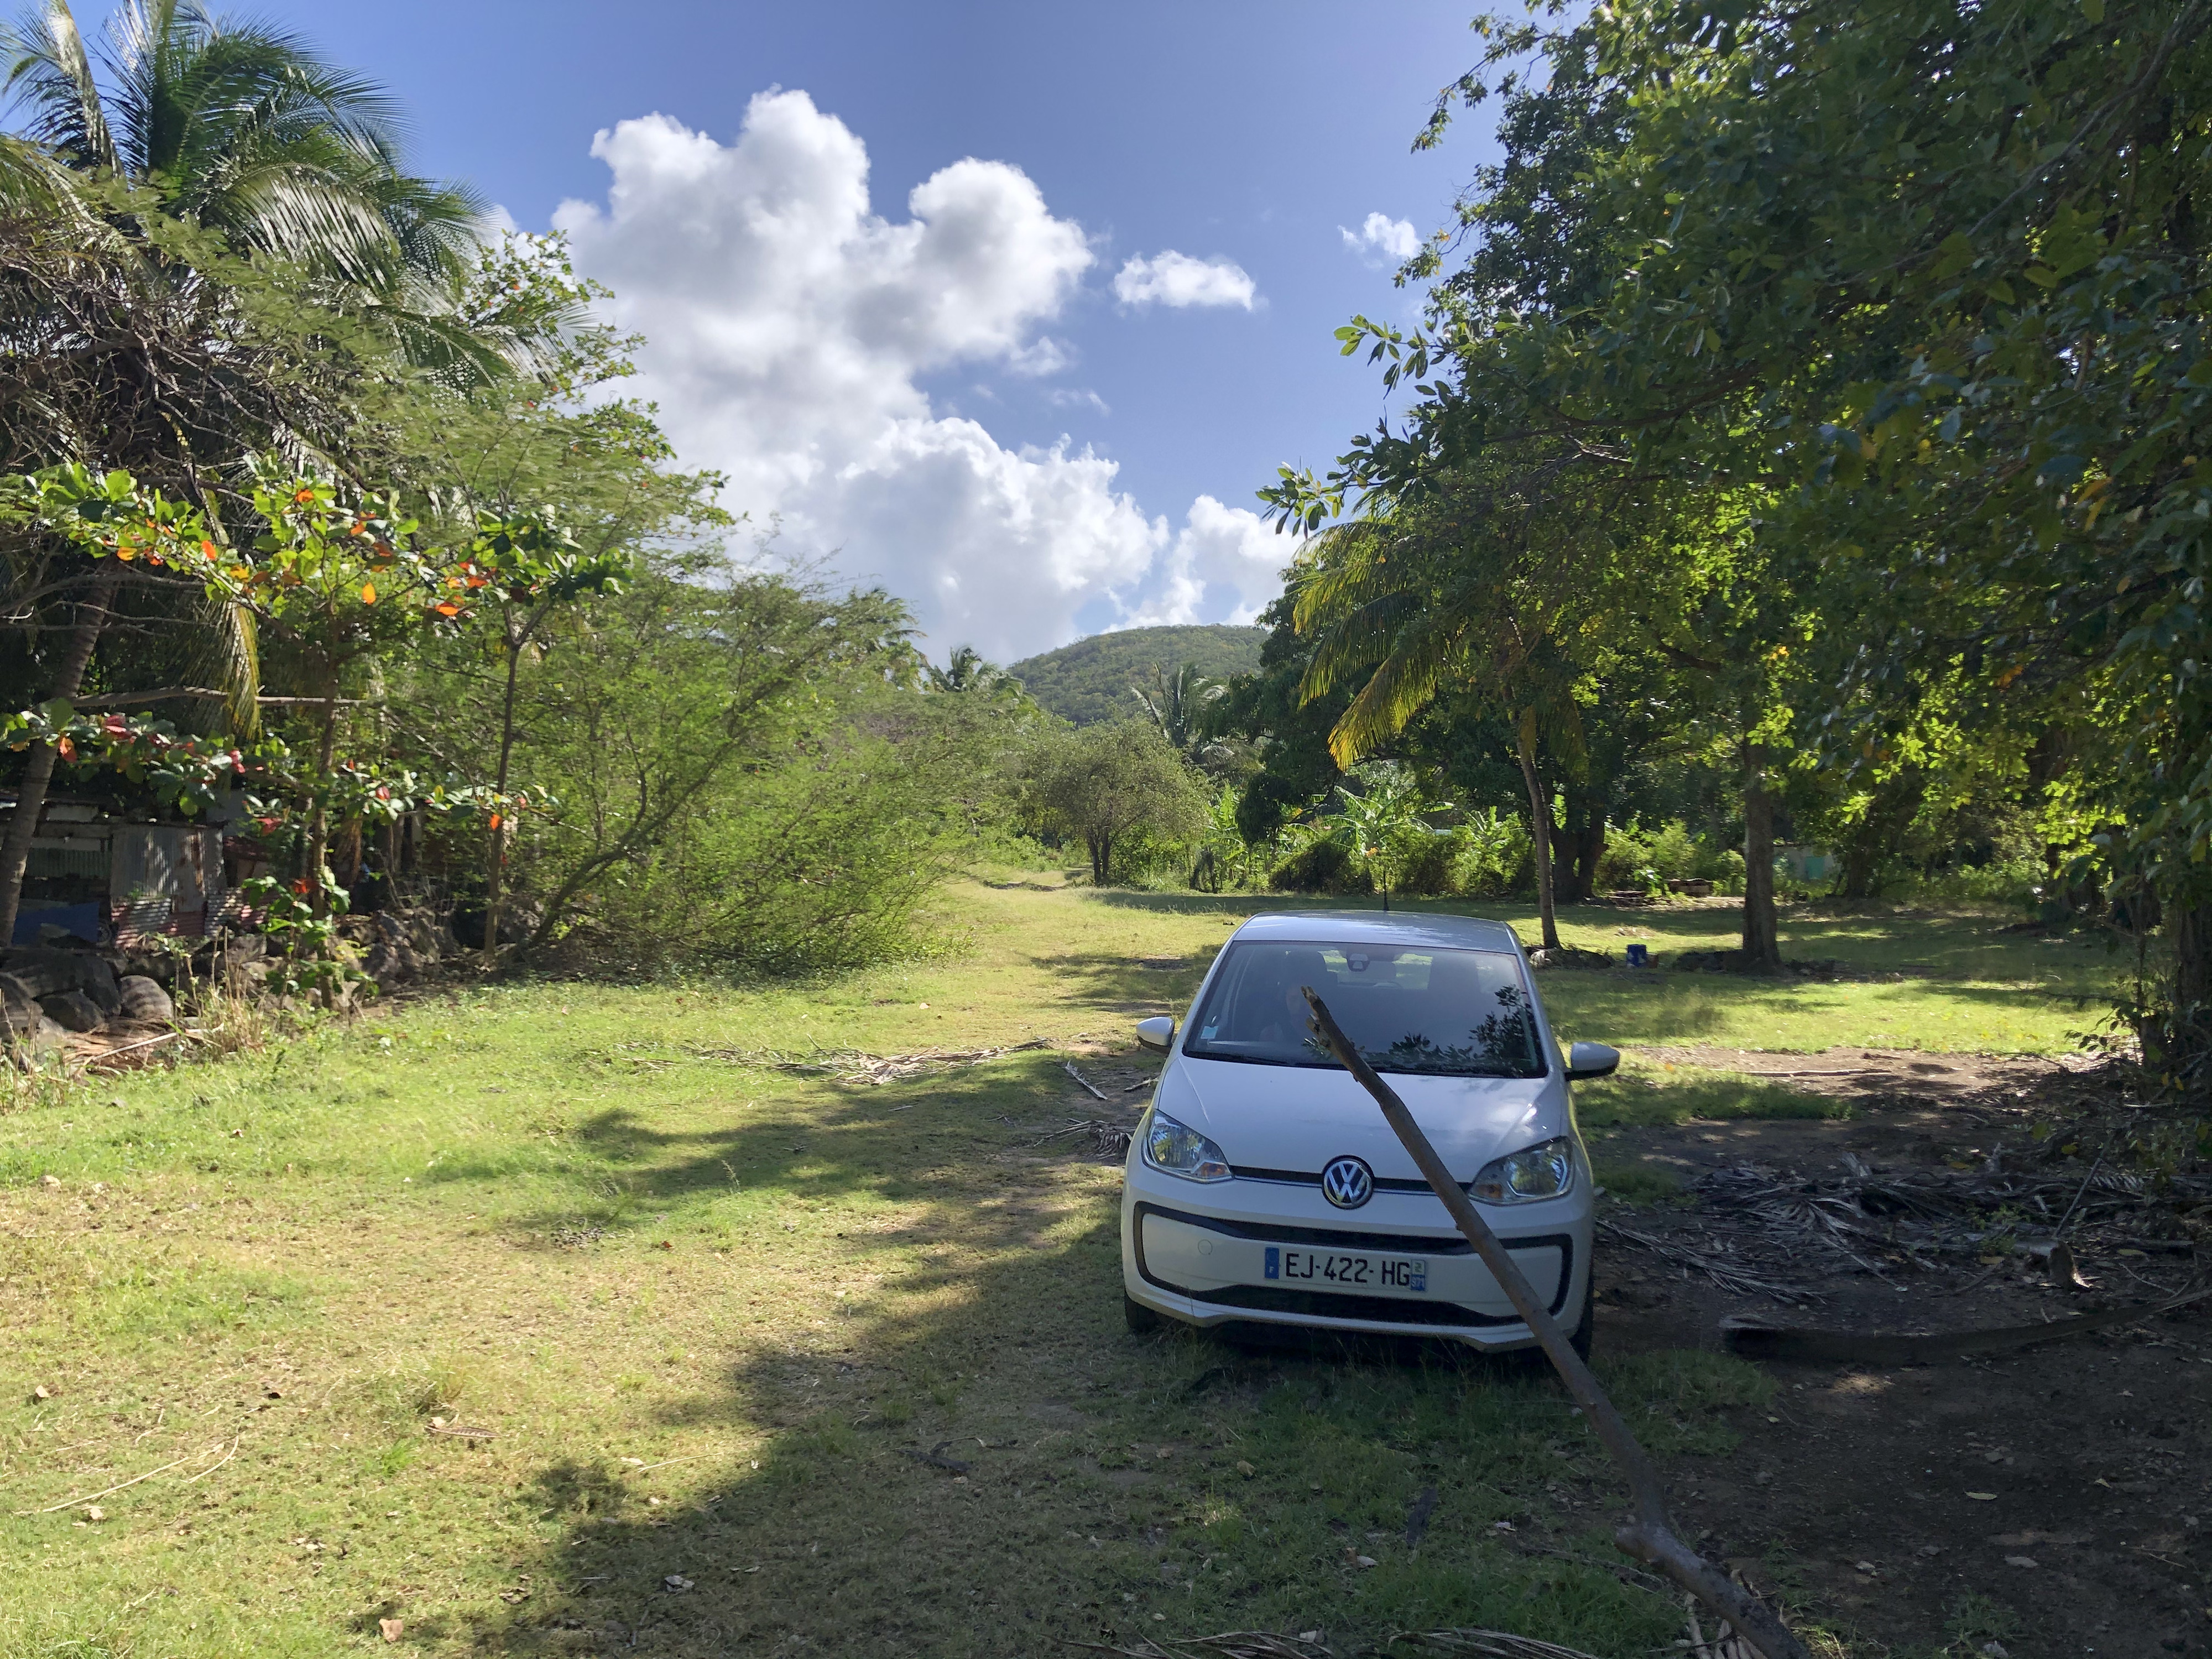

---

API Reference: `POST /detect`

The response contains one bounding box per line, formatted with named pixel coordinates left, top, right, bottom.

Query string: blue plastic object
left=1625, top=942, right=1650, bottom=968
left=13, top=902, right=101, bottom=945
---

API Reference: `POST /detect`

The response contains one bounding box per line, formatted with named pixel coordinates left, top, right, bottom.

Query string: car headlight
left=1140, top=1110, right=1232, bottom=1183
left=1469, top=1136, right=1576, bottom=1204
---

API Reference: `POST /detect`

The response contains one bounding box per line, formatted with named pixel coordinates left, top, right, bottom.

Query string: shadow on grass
left=449, top=1050, right=1757, bottom=1658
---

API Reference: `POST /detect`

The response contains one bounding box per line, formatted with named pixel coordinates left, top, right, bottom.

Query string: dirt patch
left=1640, top=1045, right=2102, bottom=1102
left=1589, top=1065, right=2210, bottom=1658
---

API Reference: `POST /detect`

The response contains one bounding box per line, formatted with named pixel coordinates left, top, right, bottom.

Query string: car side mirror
left=1136, top=1015, right=1176, bottom=1054
left=1564, top=1040, right=1620, bottom=1081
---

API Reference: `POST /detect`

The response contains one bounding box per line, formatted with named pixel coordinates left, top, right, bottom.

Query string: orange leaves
left=434, top=601, right=462, bottom=618
left=360, top=582, right=377, bottom=605
left=200, top=539, right=218, bottom=561
left=488, top=812, right=503, bottom=831
left=55, top=735, right=75, bottom=763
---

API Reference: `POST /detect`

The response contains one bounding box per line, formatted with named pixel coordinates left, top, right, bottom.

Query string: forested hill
left=1007, top=624, right=1269, bottom=726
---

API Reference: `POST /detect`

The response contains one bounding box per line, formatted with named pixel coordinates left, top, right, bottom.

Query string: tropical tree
left=1331, top=761, right=1447, bottom=911
left=1285, top=466, right=1617, bottom=953
left=8, top=3, right=467, bottom=275
left=1021, top=720, right=1210, bottom=886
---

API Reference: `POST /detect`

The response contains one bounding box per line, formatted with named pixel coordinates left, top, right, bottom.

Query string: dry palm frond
left=1065, top=1631, right=1615, bottom=1659
left=1067, top=1633, right=1334, bottom=1659
left=1386, top=1634, right=1612, bottom=1659
left=1029, top=1118, right=1134, bottom=1156
left=690, top=1039, right=1050, bottom=1086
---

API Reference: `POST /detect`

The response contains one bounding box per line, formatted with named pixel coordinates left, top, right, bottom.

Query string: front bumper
left=1119, top=1157, right=1591, bottom=1349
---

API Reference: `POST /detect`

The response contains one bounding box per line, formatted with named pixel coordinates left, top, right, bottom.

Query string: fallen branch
left=85, top=1029, right=198, bottom=1067
left=1063, top=1060, right=1108, bottom=1100
left=1720, top=1280, right=2212, bottom=1364
left=1301, top=988, right=1807, bottom=1659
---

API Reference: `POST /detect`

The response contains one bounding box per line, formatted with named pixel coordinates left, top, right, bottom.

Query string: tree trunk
left=2158, top=884, right=2212, bottom=1097
left=1741, top=747, right=1781, bottom=969
left=1515, top=714, right=1562, bottom=953
left=0, top=565, right=121, bottom=946
left=481, top=635, right=524, bottom=967
left=302, top=673, right=341, bottom=915
left=1555, top=821, right=1605, bottom=903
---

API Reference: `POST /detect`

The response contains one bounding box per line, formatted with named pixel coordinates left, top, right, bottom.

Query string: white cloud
left=1046, top=387, right=1110, bottom=415
left=1113, top=250, right=1258, bottom=310
left=1003, top=335, right=1075, bottom=377
left=551, top=91, right=1279, bottom=661
left=1340, top=211, right=1420, bottom=263
left=1118, top=495, right=1290, bottom=629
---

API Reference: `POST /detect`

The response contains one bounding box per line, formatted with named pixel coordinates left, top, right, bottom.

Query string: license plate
left=1264, top=1245, right=1427, bottom=1293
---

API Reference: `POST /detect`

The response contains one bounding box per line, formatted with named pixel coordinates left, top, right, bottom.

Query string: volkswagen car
left=1119, top=911, right=1616, bottom=1354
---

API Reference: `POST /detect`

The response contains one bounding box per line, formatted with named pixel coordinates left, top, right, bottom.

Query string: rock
left=77, top=959, right=121, bottom=1017
left=117, top=975, right=174, bottom=1025
left=36, top=990, right=104, bottom=1033
left=31, top=1014, right=66, bottom=1051
left=0, top=974, right=39, bottom=1037
left=0, top=947, right=92, bottom=1000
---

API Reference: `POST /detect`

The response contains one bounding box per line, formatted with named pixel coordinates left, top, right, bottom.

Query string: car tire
left=1566, top=1270, right=1595, bottom=1362
left=1123, top=1292, right=1163, bottom=1334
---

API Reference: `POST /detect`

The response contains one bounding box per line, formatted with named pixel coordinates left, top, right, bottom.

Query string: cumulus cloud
left=1118, top=495, right=1289, bottom=629
left=551, top=90, right=1278, bottom=661
left=1112, top=250, right=1258, bottom=310
left=1340, top=211, right=1420, bottom=263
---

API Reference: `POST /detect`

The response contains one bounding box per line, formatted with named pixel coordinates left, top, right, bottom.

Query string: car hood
left=1162, top=1055, right=1564, bottom=1182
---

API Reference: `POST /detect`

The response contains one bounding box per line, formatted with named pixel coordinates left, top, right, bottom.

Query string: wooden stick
left=1063, top=1060, right=1108, bottom=1101
left=175, top=1437, right=237, bottom=1484
left=14, top=1452, right=192, bottom=1514
left=1301, top=988, right=1809, bottom=1659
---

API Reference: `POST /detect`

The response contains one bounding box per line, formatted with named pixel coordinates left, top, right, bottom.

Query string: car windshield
left=1181, top=940, right=1546, bottom=1078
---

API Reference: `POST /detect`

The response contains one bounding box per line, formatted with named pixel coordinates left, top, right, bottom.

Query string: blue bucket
left=1625, top=942, right=1650, bottom=968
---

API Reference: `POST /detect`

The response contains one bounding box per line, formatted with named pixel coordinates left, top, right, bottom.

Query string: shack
left=1, top=795, right=229, bottom=945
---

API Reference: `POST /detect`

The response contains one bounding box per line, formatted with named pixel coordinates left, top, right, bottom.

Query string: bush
left=1269, top=837, right=1371, bottom=894
left=1597, top=820, right=1723, bottom=893
left=1396, top=834, right=1460, bottom=895
left=1452, top=809, right=1532, bottom=899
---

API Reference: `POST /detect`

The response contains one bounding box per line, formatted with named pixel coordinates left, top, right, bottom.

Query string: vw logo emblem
left=1321, top=1156, right=1374, bottom=1210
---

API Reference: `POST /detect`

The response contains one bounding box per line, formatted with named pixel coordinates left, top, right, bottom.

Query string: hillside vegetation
left=1007, top=624, right=1267, bottom=725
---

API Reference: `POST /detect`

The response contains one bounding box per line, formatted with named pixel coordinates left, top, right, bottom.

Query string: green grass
left=0, top=879, right=2094, bottom=1656
left=1575, top=1057, right=1854, bottom=1129
left=1086, top=885, right=2130, bottom=1054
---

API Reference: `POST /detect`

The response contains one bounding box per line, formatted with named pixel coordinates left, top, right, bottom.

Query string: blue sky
left=86, top=1, right=1501, bottom=659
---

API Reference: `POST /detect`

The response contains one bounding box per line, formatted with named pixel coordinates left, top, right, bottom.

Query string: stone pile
left=0, top=943, right=174, bottom=1047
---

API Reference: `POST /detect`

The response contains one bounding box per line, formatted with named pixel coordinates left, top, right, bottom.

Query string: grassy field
left=0, top=881, right=2119, bottom=1657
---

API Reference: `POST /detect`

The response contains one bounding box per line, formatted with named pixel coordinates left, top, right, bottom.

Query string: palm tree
left=1291, top=465, right=1599, bottom=953
left=8, top=0, right=473, bottom=272
left=1, top=0, right=557, bottom=381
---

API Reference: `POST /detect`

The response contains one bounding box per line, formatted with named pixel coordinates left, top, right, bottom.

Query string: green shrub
left=1269, top=837, right=1371, bottom=894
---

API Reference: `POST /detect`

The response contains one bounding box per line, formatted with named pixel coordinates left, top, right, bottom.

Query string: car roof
left=1228, top=910, right=1525, bottom=952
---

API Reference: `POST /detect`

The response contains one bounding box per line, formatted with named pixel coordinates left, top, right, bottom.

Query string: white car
left=1119, top=911, right=1616, bottom=1355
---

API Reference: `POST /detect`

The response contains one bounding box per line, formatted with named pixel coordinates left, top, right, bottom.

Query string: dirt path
left=1588, top=1056, right=2210, bottom=1658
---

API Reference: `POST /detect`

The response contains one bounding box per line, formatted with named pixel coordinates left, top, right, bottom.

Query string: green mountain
left=1006, top=624, right=1270, bottom=726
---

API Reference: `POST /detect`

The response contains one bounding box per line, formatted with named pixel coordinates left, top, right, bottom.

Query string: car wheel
left=1566, top=1270, right=1594, bottom=1362
left=1123, top=1292, right=1163, bottom=1334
